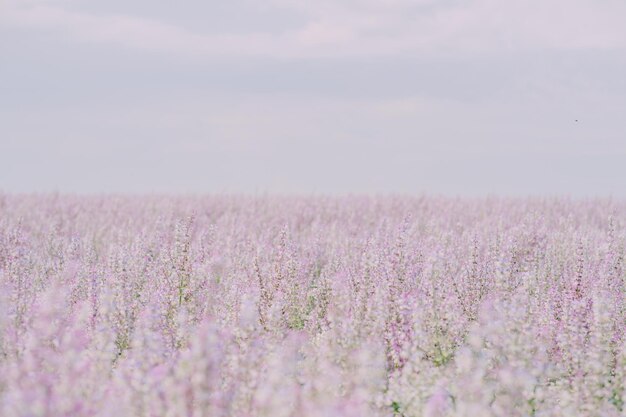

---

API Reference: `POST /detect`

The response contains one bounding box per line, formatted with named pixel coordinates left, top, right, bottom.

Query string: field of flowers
left=0, top=194, right=624, bottom=416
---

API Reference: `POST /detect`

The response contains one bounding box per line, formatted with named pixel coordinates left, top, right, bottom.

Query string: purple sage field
left=0, top=195, right=624, bottom=416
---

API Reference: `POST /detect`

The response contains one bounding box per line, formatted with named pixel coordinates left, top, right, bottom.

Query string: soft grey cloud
left=1, top=0, right=625, bottom=196
left=3, top=0, right=626, bottom=59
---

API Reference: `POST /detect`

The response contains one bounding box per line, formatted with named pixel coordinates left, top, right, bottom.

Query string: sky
left=1, top=0, right=625, bottom=196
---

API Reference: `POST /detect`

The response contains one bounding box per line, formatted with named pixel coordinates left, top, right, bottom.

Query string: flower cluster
left=0, top=195, right=624, bottom=416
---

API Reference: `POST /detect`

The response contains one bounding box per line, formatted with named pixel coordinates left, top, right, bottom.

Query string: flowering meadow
left=0, top=194, right=624, bottom=417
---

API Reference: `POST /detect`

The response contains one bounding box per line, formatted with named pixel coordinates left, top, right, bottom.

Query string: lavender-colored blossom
left=0, top=195, right=624, bottom=416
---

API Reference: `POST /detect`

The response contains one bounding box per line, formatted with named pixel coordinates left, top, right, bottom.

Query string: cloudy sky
left=1, top=0, right=625, bottom=196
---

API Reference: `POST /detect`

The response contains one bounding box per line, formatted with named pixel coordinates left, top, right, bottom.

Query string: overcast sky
left=1, top=0, right=625, bottom=196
